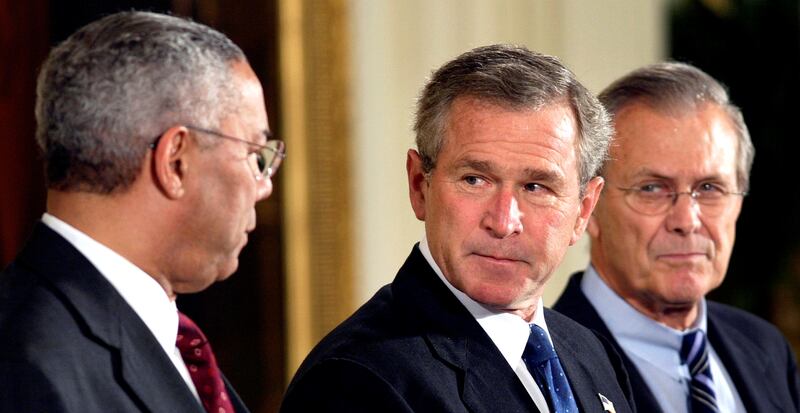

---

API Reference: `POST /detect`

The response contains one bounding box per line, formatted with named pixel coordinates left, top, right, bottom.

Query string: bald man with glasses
left=553, top=62, right=800, bottom=413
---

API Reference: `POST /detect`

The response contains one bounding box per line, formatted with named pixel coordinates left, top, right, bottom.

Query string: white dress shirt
left=41, top=213, right=200, bottom=400
left=581, top=265, right=746, bottom=413
left=419, top=236, right=552, bottom=413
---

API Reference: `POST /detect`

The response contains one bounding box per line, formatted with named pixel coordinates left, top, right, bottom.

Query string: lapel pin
left=597, top=393, right=616, bottom=413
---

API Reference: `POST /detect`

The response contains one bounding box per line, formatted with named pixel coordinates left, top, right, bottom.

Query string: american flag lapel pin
left=598, top=393, right=616, bottom=413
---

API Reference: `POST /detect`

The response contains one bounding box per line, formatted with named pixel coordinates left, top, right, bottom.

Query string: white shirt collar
left=418, top=236, right=549, bottom=367
left=41, top=213, right=179, bottom=357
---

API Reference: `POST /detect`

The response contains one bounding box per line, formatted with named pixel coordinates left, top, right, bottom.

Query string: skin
left=588, top=101, right=743, bottom=330
left=408, top=96, right=603, bottom=322
left=47, top=59, right=273, bottom=299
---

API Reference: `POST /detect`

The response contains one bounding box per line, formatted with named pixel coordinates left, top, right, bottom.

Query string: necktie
left=680, top=330, right=719, bottom=413
left=523, top=324, right=579, bottom=413
left=177, top=312, right=235, bottom=413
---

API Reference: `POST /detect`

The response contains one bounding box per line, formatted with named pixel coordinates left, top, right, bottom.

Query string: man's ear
left=587, top=213, right=600, bottom=240
left=407, top=149, right=428, bottom=221
left=570, top=176, right=604, bottom=245
left=151, top=126, right=191, bottom=199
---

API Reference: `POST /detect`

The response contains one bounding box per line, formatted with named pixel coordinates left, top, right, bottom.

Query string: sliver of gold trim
left=279, top=0, right=354, bottom=379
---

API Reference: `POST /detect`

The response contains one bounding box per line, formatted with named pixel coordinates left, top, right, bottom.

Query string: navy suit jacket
left=280, top=246, right=635, bottom=413
left=553, top=271, right=800, bottom=413
left=0, top=223, right=249, bottom=412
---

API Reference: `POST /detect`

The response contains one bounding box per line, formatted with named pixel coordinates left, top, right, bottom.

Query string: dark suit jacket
left=0, top=222, right=249, bottom=413
left=280, top=246, right=634, bottom=413
left=553, top=271, right=800, bottom=413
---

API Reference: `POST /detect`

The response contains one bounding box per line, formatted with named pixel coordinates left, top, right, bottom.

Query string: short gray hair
left=599, top=61, right=754, bottom=192
left=36, top=11, right=246, bottom=193
left=413, top=44, right=612, bottom=190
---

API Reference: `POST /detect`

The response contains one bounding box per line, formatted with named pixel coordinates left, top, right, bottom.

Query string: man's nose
left=481, top=188, right=523, bottom=238
left=665, top=192, right=701, bottom=235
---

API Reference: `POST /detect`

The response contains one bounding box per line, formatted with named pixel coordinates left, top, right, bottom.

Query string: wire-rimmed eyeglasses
left=151, top=125, right=285, bottom=179
left=615, top=182, right=747, bottom=216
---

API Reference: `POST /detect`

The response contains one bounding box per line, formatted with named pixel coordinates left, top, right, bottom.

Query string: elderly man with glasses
left=0, top=11, right=283, bottom=412
left=553, top=62, right=800, bottom=413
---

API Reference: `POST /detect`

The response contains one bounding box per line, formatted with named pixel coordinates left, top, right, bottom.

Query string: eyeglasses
left=151, top=125, right=285, bottom=179
left=615, top=182, right=747, bottom=216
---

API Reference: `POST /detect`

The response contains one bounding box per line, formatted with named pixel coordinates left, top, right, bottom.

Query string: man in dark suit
left=281, top=45, right=633, bottom=413
left=553, top=62, right=800, bottom=412
left=0, top=11, right=284, bottom=412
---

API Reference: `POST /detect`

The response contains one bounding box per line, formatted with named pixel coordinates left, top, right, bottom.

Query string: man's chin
left=175, top=261, right=239, bottom=295
left=466, top=285, right=535, bottom=311
left=217, top=258, right=240, bottom=282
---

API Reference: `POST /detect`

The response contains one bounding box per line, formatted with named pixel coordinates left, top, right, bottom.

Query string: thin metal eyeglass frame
left=615, top=185, right=747, bottom=216
left=149, top=125, right=286, bottom=178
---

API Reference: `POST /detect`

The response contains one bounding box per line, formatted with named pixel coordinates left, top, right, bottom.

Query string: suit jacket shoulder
left=706, top=301, right=800, bottom=412
left=281, top=247, right=634, bottom=413
left=553, top=271, right=662, bottom=412
left=0, top=223, right=246, bottom=412
left=544, top=308, right=636, bottom=412
left=553, top=271, right=800, bottom=413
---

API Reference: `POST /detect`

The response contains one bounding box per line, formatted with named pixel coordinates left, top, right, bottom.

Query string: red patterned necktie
left=176, top=312, right=235, bottom=413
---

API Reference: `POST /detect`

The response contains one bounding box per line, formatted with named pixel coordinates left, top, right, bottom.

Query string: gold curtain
left=279, top=0, right=354, bottom=377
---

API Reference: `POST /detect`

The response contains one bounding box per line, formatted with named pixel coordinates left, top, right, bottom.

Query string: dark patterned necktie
left=523, top=324, right=579, bottom=413
left=177, top=312, right=235, bottom=413
left=680, top=330, right=719, bottom=413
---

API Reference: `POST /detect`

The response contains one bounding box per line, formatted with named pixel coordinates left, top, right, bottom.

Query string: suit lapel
left=546, top=308, right=635, bottom=413
left=548, top=312, right=608, bottom=412
left=554, top=272, right=663, bottom=413
left=223, top=375, right=250, bottom=413
left=20, top=223, right=205, bottom=412
left=117, top=308, right=205, bottom=412
left=708, top=310, right=782, bottom=412
left=394, top=247, right=539, bottom=413
left=550, top=334, right=595, bottom=410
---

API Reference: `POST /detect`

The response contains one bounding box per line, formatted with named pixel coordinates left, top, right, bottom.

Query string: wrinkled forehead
left=608, top=102, right=740, bottom=183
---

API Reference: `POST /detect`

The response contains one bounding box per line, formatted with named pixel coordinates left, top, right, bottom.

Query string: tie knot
left=523, top=324, right=557, bottom=365
left=177, top=312, right=208, bottom=350
left=680, top=329, right=707, bottom=366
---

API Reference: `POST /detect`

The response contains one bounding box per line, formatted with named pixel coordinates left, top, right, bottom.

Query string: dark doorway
left=671, top=0, right=800, bottom=353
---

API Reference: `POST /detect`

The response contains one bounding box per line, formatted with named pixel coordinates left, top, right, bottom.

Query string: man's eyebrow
left=630, top=167, right=671, bottom=180
left=630, top=168, right=727, bottom=184
left=453, top=159, right=564, bottom=184
left=453, top=158, right=494, bottom=173
left=521, top=167, right=563, bottom=184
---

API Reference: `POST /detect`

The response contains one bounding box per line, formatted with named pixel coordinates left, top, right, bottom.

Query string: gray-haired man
left=0, top=11, right=284, bottom=412
left=554, top=62, right=800, bottom=412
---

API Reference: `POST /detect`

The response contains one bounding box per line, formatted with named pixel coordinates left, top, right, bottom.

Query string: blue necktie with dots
left=523, top=324, right=579, bottom=413
left=680, top=330, right=719, bottom=413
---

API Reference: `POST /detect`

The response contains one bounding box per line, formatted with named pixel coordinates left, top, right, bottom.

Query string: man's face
left=408, top=96, right=602, bottom=318
left=589, top=102, right=743, bottom=321
left=180, top=60, right=273, bottom=290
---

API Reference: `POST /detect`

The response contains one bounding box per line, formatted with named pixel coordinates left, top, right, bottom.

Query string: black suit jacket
left=280, top=246, right=634, bottom=412
left=0, top=223, right=249, bottom=412
left=553, top=271, right=800, bottom=413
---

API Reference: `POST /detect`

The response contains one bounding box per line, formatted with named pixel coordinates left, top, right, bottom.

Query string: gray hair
left=35, top=11, right=246, bottom=193
left=599, top=61, right=754, bottom=192
left=413, top=44, right=612, bottom=190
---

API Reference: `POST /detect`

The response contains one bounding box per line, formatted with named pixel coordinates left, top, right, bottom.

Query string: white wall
left=349, top=0, right=666, bottom=305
